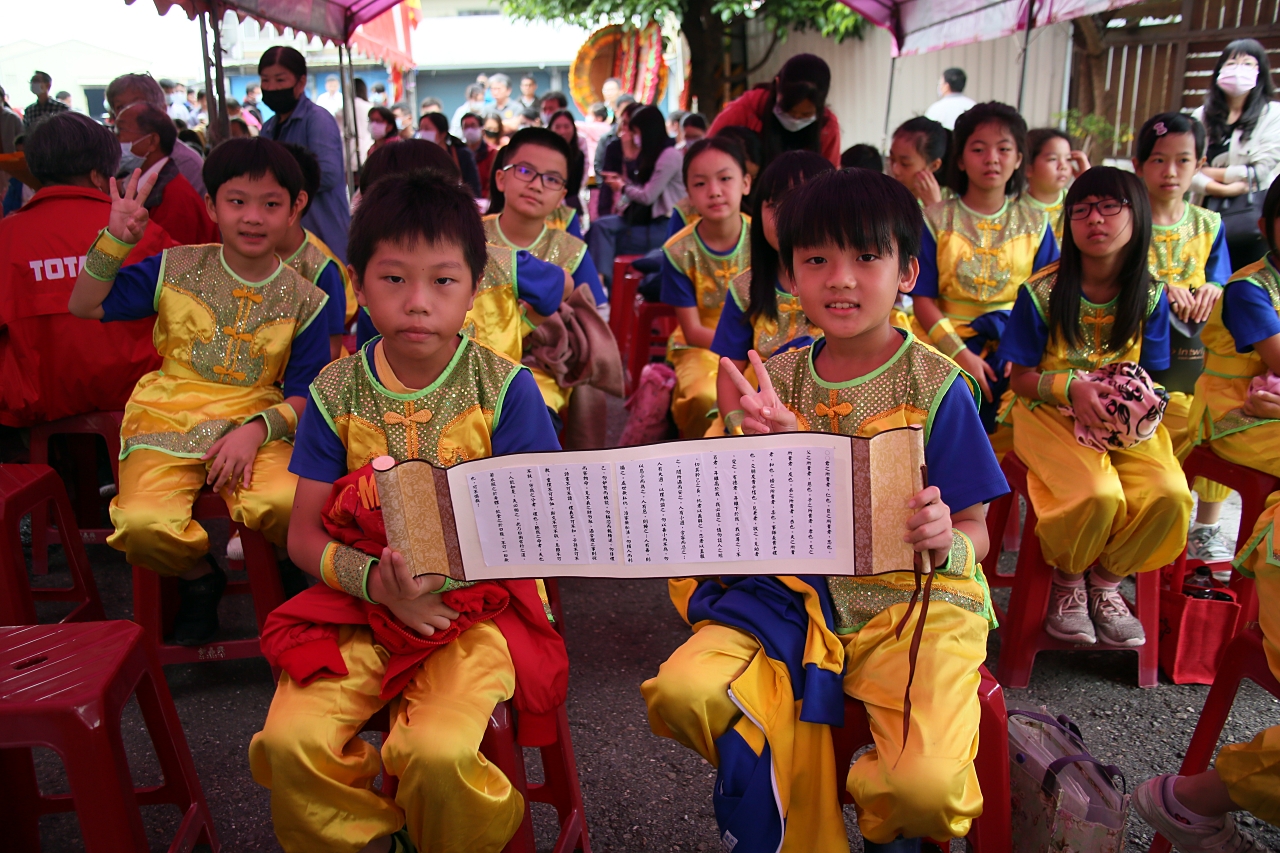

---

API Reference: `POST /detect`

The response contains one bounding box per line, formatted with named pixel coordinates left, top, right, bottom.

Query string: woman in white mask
left=708, top=53, right=841, bottom=171
left=365, top=105, right=400, bottom=157
left=1191, top=38, right=1280, bottom=266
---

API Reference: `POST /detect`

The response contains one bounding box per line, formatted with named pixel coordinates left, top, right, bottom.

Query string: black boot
left=863, top=838, right=922, bottom=853
left=169, top=557, right=227, bottom=646
left=278, top=558, right=311, bottom=599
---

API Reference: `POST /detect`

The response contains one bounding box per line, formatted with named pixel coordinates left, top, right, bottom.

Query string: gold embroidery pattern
left=1211, top=407, right=1275, bottom=439
left=1148, top=205, right=1222, bottom=292
left=665, top=219, right=751, bottom=329
left=728, top=271, right=821, bottom=359
left=826, top=575, right=986, bottom=633
left=437, top=404, right=493, bottom=465
left=544, top=205, right=577, bottom=233
left=122, top=418, right=239, bottom=457
left=1024, top=266, right=1162, bottom=372
left=329, top=542, right=374, bottom=600
left=286, top=239, right=330, bottom=285
left=925, top=197, right=1046, bottom=308
left=484, top=216, right=587, bottom=274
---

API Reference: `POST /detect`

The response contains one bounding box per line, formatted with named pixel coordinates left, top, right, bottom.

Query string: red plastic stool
left=1148, top=627, right=1280, bottom=853
left=0, top=464, right=104, bottom=626
left=832, top=666, right=1011, bottom=852
left=28, top=412, right=124, bottom=574
left=995, top=454, right=1161, bottom=688
left=627, top=302, right=677, bottom=396
left=131, top=489, right=284, bottom=666
left=983, top=490, right=1022, bottom=591
left=0, top=621, right=219, bottom=852
left=607, top=255, right=643, bottom=351
left=1181, top=445, right=1278, bottom=633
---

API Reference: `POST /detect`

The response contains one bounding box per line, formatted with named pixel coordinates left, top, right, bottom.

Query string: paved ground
left=14, top=410, right=1280, bottom=853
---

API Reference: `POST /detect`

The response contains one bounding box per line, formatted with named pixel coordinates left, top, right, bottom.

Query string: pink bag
left=1058, top=361, right=1168, bottom=452
left=1248, top=371, right=1280, bottom=398
left=618, top=363, right=675, bottom=446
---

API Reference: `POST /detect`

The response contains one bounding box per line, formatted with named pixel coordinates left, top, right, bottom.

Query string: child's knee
left=860, top=751, right=978, bottom=832
left=643, top=656, right=727, bottom=721
left=387, top=728, right=481, bottom=780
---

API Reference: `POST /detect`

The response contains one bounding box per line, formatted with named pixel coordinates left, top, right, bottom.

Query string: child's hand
left=954, top=348, right=998, bottom=402
left=107, top=168, right=158, bottom=244
left=1244, top=388, right=1280, bottom=419
left=202, top=420, right=267, bottom=492
left=1069, top=150, right=1091, bottom=176
left=1068, top=378, right=1110, bottom=428
left=911, top=169, right=942, bottom=207
left=1186, top=284, right=1222, bottom=324
left=369, top=547, right=460, bottom=636
left=905, top=485, right=952, bottom=569
left=722, top=351, right=797, bottom=434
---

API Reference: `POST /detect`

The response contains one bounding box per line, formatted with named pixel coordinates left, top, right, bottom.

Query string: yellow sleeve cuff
left=926, top=317, right=966, bottom=358
left=320, top=541, right=377, bottom=602
left=1037, top=371, right=1075, bottom=407
left=244, top=403, right=298, bottom=445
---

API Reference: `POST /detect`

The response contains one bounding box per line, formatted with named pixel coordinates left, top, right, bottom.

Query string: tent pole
left=1017, top=0, right=1035, bottom=113
left=210, top=1, right=230, bottom=143
left=198, top=10, right=218, bottom=144
left=339, top=45, right=356, bottom=196
left=881, top=56, right=897, bottom=153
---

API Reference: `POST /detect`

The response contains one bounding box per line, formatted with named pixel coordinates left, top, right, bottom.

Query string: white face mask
left=368, top=121, right=388, bottom=140
left=396, top=117, right=408, bottom=130
left=417, top=129, right=438, bottom=143
left=541, top=112, right=556, bottom=127
left=1217, top=64, right=1259, bottom=98
left=119, top=140, right=146, bottom=174
left=773, top=104, right=816, bottom=133
left=462, top=127, right=482, bottom=144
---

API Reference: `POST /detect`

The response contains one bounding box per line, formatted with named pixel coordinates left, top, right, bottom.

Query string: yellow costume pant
left=670, top=346, right=719, bottom=439
left=1166, top=391, right=1232, bottom=503
left=1215, top=495, right=1280, bottom=825
left=1012, top=401, right=1191, bottom=577
left=108, top=442, right=295, bottom=576
left=248, top=621, right=522, bottom=853
left=530, top=364, right=571, bottom=418
left=642, top=602, right=986, bottom=847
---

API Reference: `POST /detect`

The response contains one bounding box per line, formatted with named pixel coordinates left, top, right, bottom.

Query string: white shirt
left=315, top=90, right=344, bottom=116
left=924, top=93, right=977, bottom=130
left=1190, top=101, right=1280, bottom=201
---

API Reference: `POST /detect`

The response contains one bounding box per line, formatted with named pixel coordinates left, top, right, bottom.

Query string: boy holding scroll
left=642, top=169, right=1008, bottom=852
left=249, top=170, right=565, bottom=853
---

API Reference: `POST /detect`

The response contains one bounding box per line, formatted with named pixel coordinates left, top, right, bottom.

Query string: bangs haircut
left=682, top=136, right=747, bottom=186
left=281, top=143, right=321, bottom=216
left=948, top=101, right=1028, bottom=197
left=348, top=169, right=488, bottom=286
left=358, top=139, right=460, bottom=195
left=1027, top=127, right=1071, bottom=161
left=747, top=150, right=833, bottom=322
left=893, top=116, right=949, bottom=167
left=1049, top=166, right=1153, bottom=354
left=776, top=168, right=922, bottom=276
left=503, top=126, right=572, bottom=168
left=1135, top=112, right=1206, bottom=162
left=1261, top=178, right=1280, bottom=256
left=203, top=137, right=304, bottom=203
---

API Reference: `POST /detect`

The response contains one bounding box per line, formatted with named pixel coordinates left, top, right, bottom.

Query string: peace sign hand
left=721, top=351, right=798, bottom=434
left=107, top=168, right=158, bottom=245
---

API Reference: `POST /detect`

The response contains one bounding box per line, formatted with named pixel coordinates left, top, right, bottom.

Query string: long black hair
left=548, top=108, right=586, bottom=202
left=948, top=102, right=1028, bottom=197
left=1134, top=112, right=1206, bottom=162
left=1202, top=39, right=1275, bottom=148
left=746, top=150, right=833, bottom=322
left=1047, top=167, right=1153, bottom=353
left=630, top=105, right=673, bottom=184
left=758, top=54, right=831, bottom=170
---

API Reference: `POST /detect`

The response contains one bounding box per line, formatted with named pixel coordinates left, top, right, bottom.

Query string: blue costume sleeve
left=566, top=213, right=584, bottom=241
left=1139, top=288, right=1171, bottom=372
left=913, top=225, right=940, bottom=298
left=99, top=254, right=164, bottom=322
left=288, top=394, right=349, bottom=483
left=1032, top=223, right=1060, bottom=271
left=660, top=255, right=697, bottom=307
left=1205, top=223, right=1233, bottom=287
left=925, top=378, right=1010, bottom=512
left=316, top=262, right=348, bottom=336
left=571, top=247, right=607, bottom=306
left=1223, top=279, right=1280, bottom=351
left=493, top=368, right=562, bottom=454
left=995, top=287, right=1049, bottom=368
left=282, top=314, right=333, bottom=399
left=515, top=250, right=565, bottom=318
left=356, top=306, right=378, bottom=349
left=666, top=208, right=686, bottom=240
left=710, top=293, right=754, bottom=360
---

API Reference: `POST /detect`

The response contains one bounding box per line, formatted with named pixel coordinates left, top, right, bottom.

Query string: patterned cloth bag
left=1009, top=709, right=1130, bottom=853
left=1058, top=361, right=1168, bottom=452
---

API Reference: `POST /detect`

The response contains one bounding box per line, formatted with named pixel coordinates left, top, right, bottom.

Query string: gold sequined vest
left=1199, top=257, right=1280, bottom=438
left=664, top=215, right=750, bottom=340
left=459, top=243, right=526, bottom=364
left=483, top=214, right=587, bottom=275
left=285, top=230, right=356, bottom=324
left=728, top=270, right=820, bottom=359
left=1148, top=204, right=1224, bottom=293
left=545, top=205, right=579, bottom=233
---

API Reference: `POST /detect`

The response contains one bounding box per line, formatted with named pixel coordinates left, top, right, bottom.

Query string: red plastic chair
left=1181, top=445, right=1278, bottom=633
left=608, top=255, right=643, bottom=351
left=983, top=490, right=1023, bottom=596
left=1148, top=627, right=1280, bottom=853
left=362, top=579, right=590, bottom=853
left=627, top=303, right=677, bottom=397
left=832, top=666, right=1011, bottom=852
left=131, top=489, right=284, bottom=666
left=0, top=464, right=104, bottom=626
left=0, top=621, right=220, bottom=853
left=28, top=412, right=124, bottom=574
left=995, top=454, right=1161, bottom=689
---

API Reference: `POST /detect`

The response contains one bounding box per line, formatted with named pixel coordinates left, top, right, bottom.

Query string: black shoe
left=863, top=838, right=921, bottom=853
left=278, top=558, right=311, bottom=600
left=169, top=558, right=227, bottom=646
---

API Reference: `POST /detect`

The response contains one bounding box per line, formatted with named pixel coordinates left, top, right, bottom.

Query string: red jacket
left=0, top=185, right=175, bottom=427
left=147, top=161, right=219, bottom=246
left=710, top=88, right=842, bottom=168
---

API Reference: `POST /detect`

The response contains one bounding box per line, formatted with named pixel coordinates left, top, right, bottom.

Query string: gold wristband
left=83, top=228, right=137, bottom=282
left=926, top=318, right=966, bottom=358
left=438, top=576, right=475, bottom=593
left=320, top=541, right=377, bottom=602
left=245, top=403, right=297, bottom=445
left=1037, top=371, right=1075, bottom=406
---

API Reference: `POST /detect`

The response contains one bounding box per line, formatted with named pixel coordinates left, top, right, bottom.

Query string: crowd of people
left=1, top=32, right=1279, bottom=853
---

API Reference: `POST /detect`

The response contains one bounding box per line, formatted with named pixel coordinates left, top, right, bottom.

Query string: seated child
left=1132, top=113, right=1236, bottom=562
left=711, top=150, right=833, bottom=435
left=545, top=201, right=584, bottom=239
left=644, top=168, right=1009, bottom=852
left=998, top=167, right=1193, bottom=647
left=840, top=143, right=884, bottom=171
left=661, top=137, right=752, bottom=438
left=1134, top=490, right=1280, bottom=853
left=279, top=143, right=357, bottom=360
left=887, top=117, right=948, bottom=208
left=913, top=102, right=1060, bottom=443
left=249, top=170, right=565, bottom=853
left=1024, top=128, right=1089, bottom=245
left=68, top=138, right=331, bottom=645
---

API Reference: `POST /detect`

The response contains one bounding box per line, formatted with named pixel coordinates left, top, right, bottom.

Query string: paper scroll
left=373, top=426, right=926, bottom=581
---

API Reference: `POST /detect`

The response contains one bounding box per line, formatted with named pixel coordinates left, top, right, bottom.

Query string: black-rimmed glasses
left=1067, top=199, right=1129, bottom=220
left=501, top=162, right=566, bottom=191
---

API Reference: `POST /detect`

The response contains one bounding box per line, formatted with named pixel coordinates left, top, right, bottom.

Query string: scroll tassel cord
left=891, top=464, right=933, bottom=766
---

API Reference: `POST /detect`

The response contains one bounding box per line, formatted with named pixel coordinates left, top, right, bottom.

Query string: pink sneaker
left=1134, top=776, right=1273, bottom=853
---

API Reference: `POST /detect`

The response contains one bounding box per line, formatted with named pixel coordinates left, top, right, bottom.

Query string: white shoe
left=1134, top=776, right=1273, bottom=853
left=1088, top=583, right=1145, bottom=647
left=1188, top=523, right=1235, bottom=562
left=1044, top=580, right=1095, bottom=644
left=226, top=532, right=243, bottom=562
